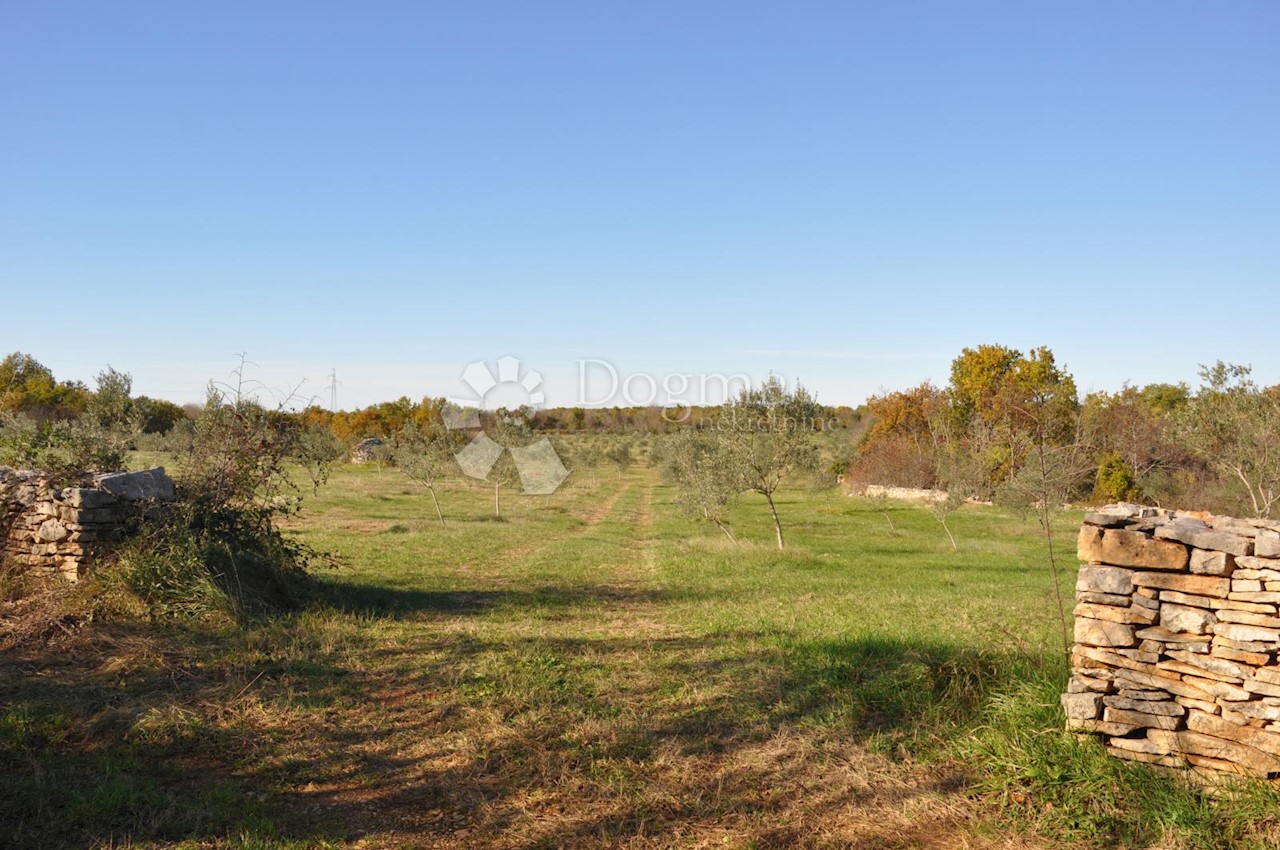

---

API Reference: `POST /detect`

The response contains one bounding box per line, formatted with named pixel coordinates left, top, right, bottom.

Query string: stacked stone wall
left=0, top=466, right=174, bottom=582
left=1066, top=503, right=1280, bottom=776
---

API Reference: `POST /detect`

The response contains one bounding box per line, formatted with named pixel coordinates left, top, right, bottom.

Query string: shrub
left=848, top=432, right=937, bottom=490
left=1092, top=451, right=1140, bottom=503
left=103, top=386, right=337, bottom=622
left=0, top=412, right=128, bottom=481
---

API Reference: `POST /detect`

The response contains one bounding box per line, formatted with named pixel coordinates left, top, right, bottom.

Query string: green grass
left=4, top=460, right=1278, bottom=848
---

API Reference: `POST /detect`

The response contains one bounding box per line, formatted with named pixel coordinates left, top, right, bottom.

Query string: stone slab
left=1079, top=526, right=1188, bottom=571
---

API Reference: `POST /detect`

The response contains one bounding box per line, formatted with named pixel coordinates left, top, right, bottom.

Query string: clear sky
left=3, top=1, right=1277, bottom=410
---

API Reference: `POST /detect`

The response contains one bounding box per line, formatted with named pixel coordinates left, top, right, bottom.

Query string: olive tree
left=606, top=440, right=634, bottom=476
left=478, top=414, right=527, bottom=519
left=386, top=422, right=457, bottom=527
left=572, top=441, right=604, bottom=485
left=84, top=366, right=136, bottom=430
left=722, top=376, right=821, bottom=550
left=662, top=430, right=740, bottom=543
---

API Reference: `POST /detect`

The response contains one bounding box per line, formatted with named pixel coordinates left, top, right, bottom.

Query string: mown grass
left=4, top=460, right=1280, bottom=848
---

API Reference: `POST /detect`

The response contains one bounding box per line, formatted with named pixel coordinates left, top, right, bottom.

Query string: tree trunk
left=1232, top=464, right=1263, bottom=517
left=941, top=517, right=957, bottom=550
left=714, top=519, right=737, bottom=544
left=1035, top=437, right=1071, bottom=658
left=764, top=491, right=785, bottom=550
left=428, top=485, right=445, bottom=527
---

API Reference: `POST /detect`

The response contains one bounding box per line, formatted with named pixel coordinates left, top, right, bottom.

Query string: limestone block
left=1186, top=711, right=1280, bottom=758
left=1164, top=650, right=1249, bottom=682
left=1147, top=728, right=1280, bottom=774
left=1133, top=572, right=1229, bottom=598
left=1075, top=617, right=1137, bottom=648
left=1068, top=717, right=1140, bottom=736
left=1256, top=530, right=1280, bottom=559
left=1075, top=602, right=1148, bottom=625
left=36, top=520, right=68, bottom=543
left=1076, top=565, right=1135, bottom=596
left=1218, top=609, right=1280, bottom=629
left=1212, top=645, right=1271, bottom=666
left=1103, top=707, right=1182, bottom=730
left=1236, top=555, right=1280, bottom=571
left=1215, top=622, right=1280, bottom=644
left=1076, top=590, right=1133, bottom=606
left=60, top=488, right=120, bottom=509
left=1078, top=527, right=1188, bottom=571
left=1230, top=591, right=1280, bottom=604
left=94, top=467, right=175, bottom=502
left=1061, top=692, right=1102, bottom=720
left=1102, top=696, right=1184, bottom=716
left=1162, top=604, right=1217, bottom=635
left=1190, top=549, right=1235, bottom=576
left=1155, top=524, right=1253, bottom=557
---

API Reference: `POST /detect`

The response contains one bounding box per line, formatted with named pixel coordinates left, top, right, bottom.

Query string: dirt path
left=500, top=481, right=634, bottom=565
left=581, top=480, right=634, bottom=527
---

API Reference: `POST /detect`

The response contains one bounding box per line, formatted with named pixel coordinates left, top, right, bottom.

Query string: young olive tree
left=84, top=366, right=136, bottom=429
left=606, top=440, right=634, bottom=476
left=723, top=376, right=821, bottom=550
left=867, top=489, right=898, bottom=534
left=996, top=397, right=1093, bottom=657
left=387, top=421, right=458, bottom=527
left=482, top=414, right=527, bottom=519
left=923, top=404, right=986, bottom=550
left=928, top=442, right=978, bottom=551
left=663, top=429, right=740, bottom=543
left=573, top=441, right=604, bottom=486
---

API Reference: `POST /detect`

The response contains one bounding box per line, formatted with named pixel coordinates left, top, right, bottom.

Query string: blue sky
left=2, top=1, right=1277, bottom=409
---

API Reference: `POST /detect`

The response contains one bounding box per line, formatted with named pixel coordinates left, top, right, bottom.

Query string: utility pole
left=327, top=368, right=341, bottom=413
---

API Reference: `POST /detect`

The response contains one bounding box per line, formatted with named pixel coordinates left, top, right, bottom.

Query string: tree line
left=297, top=397, right=862, bottom=442
left=7, top=345, right=1278, bottom=527
left=850, top=344, right=1280, bottom=519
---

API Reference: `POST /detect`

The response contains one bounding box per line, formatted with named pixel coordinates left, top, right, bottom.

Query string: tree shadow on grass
left=313, top=576, right=735, bottom=619
left=0, top=585, right=1059, bottom=849
left=0, top=621, right=359, bottom=849
left=248, top=627, right=1053, bottom=847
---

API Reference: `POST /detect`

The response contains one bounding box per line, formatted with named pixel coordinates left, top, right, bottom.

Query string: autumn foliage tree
left=1081, top=384, right=1190, bottom=503
left=0, top=352, right=86, bottom=421
left=850, top=382, right=947, bottom=489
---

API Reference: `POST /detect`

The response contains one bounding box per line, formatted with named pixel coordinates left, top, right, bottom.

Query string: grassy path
left=264, top=469, right=1055, bottom=848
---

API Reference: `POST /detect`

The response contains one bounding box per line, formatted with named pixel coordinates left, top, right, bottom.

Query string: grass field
left=279, top=464, right=1075, bottom=847
left=7, top=460, right=1278, bottom=848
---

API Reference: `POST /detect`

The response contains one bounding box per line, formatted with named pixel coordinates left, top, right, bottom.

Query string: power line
left=327, top=368, right=341, bottom=413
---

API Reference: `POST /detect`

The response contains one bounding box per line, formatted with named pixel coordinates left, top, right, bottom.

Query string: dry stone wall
left=860, top=484, right=949, bottom=503
left=1066, top=503, right=1280, bottom=777
left=0, top=466, right=175, bottom=582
